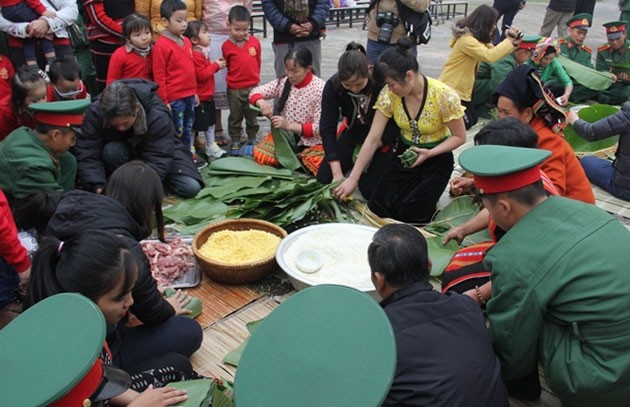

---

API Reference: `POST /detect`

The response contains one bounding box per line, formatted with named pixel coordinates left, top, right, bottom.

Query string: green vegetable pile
left=398, top=149, right=418, bottom=168
left=164, top=157, right=357, bottom=235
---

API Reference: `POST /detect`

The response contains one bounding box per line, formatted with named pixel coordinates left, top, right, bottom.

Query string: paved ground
left=219, top=0, right=620, bottom=135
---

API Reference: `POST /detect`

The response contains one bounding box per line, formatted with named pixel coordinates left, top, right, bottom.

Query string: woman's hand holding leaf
left=411, top=147, right=431, bottom=167
left=334, top=177, right=357, bottom=200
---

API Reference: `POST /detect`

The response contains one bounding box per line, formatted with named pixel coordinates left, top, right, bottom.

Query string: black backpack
left=395, top=0, right=432, bottom=45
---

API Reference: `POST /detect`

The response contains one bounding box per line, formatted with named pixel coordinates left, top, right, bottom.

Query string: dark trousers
left=1, top=3, right=55, bottom=61
left=317, top=129, right=394, bottom=200
left=9, top=43, right=72, bottom=69
left=111, top=315, right=203, bottom=372
left=89, top=40, right=120, bottom=93
left=0, top=258, right=19, bottom=309
left=368, top=148, right=454, bottom=223
left=492, top=0, right=522, bottom=44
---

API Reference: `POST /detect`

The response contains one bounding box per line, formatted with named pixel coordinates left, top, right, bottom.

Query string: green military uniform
left=620, top=0, right=630, bottom=24
left=597, top=21, right=630, bottom=104
left=459, top=145, right=630, bottom=407
left=556, top=14, right=598, bottom=102
left=472, top=55, right=518, bottom=118
left=0, top=99, right=90, bottom=200
left=0, top=127, right=77, bottom=199
left=472, top=35, right=542, bottom=118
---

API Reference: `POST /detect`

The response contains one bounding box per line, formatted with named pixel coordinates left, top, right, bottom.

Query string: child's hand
left=257, top=100, right=273, bottom=118
left=216, top=57, right=226, bottom=69
left=194, top=94, right=200, bottom=107
left=270, top=115, right=289, bottom=130
left=42, top=10, right=56, bottom=17
left=167, top=103, right=172, bottom=112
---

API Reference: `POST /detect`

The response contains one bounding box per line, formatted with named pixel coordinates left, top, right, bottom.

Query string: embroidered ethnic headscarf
left=493, top=65, right=567, bottom=134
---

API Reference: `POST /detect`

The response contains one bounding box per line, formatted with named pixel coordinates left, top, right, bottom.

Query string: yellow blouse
left=374, top=77, right=465, bottom=147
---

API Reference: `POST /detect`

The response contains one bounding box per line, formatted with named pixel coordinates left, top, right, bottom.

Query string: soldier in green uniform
left=620, top=0, right=630, bottom=23
left=459, top=145, right=630, bottom=405
left=472, top=35, right=542, bottom=118
left=0, top=99, right=90, bottom=202
left=558, top=13, right=599, bottom=102
left=596, top=21, right=630, bottom=104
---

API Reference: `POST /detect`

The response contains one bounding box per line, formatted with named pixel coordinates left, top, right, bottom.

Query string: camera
left=504, top=25, right=524, bottom=39
left=376, top=11, right=399, bottom=43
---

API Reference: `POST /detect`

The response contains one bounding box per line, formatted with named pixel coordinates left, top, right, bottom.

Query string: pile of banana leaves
left=163, top=157, right=358, bottom=235
left=564, top=104, right=619, bottom=153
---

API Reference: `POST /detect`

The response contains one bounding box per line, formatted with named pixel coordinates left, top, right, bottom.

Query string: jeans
left=0, top=258, right=19, bottom=309
left=112, top=315, right=203, bottom=371
left=165, top=174, right=202, bottom=199
left=366, top=39, right=416, bottom=65
left=103, top=141, right=202, bottom=198
left=2, top=3, right=55, bottom=62
left=170, top=96, right=196, bottom=151
left=580, top=156, right=630, bottom=201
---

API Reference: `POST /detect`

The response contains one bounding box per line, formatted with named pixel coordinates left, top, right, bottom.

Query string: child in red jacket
left=184, top=20, right=227, bottom=159
left=153, top=0, right=201, bottom=166
left=222, top=5, right=261, bottom=156
left=107, top=13, right=154, bottom=85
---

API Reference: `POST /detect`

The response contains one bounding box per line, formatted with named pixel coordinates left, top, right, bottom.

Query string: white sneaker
left=207, top=142, right=227, bottom=159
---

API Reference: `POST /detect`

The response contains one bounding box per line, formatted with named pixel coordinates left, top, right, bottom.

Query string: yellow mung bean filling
left=199, top=229, right=281, bottom=265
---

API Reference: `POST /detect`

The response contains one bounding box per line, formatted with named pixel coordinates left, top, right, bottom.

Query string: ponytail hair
left=373, top=37, right=420, bottom=85
left=27, top=230, right=137, bottom=308
left=337, top=42, right=369, bottom=82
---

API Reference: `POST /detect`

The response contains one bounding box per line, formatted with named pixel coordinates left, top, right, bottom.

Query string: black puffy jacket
left=76, top=79, right=203, bottom=192
left=46, top=190, right=175, bottom=324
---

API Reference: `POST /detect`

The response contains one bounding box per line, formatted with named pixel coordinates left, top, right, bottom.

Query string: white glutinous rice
left=282, top=225, right=376, bottom=291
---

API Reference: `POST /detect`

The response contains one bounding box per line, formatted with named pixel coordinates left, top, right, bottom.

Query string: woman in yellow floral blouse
left=335, top=38, right=466, bottom=223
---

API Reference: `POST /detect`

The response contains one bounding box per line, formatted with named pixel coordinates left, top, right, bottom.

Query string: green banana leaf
left=424, top=196, right=481, bottom=235
left=207, top=157, right=295, bottom=179
left=223, top=319, right=264, bottom=367
left=557, top=55, right=614, bottom=90
left=197, top=176, right=271, bottom=199
left=564, top=104, right=620, bottom=152
left=427, top=237, right=459, bottom=277
left=163, top=199, right=228, bottom=225
left=271, top=126, right=304, bottom=172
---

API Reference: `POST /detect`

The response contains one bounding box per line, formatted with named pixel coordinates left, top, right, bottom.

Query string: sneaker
left=230, top=142, right=241, bottom=157
left=207, top=142, right=227, bottom=159
left=28, top=66, right=50, bottom=84
left=240, top=141, right=254, bottom=157
left=192, top=154, right=208, bottom=169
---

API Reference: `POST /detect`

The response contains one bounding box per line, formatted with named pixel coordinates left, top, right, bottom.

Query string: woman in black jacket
left=17, top=161, right=202, bottom=372
left=317, top=42, right=397, bottom=199
left=76, top=79, right=204, bottom=198
left=568, top=104, right=630, bottom=201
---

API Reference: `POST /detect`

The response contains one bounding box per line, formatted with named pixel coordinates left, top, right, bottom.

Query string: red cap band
left=473, top=165, right=542, bottom=195
left=36, top=112, right=84, bottom=127
left=569, top=18, right=589, bottom=28
left=50, top=358, right=103, bottom=407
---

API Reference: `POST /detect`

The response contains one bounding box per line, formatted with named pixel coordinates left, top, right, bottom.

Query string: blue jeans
left=112, top=315, right=203, bottom=371
left=0, top=258, right=19, bottom=309
left=366, top=39, right=417, bottom=65
left=1, top=3, right=55, bottom=62
left=165, top=174, right=202, bottom=199
left=580, top=156, right=630, bottom=201
left=103, top=141, right=202, bottom=198
left=170, top=96, right=196, bottom=151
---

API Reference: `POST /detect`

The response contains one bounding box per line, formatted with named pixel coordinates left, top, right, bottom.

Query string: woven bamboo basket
left=192, top=219, right=287, bottom=284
